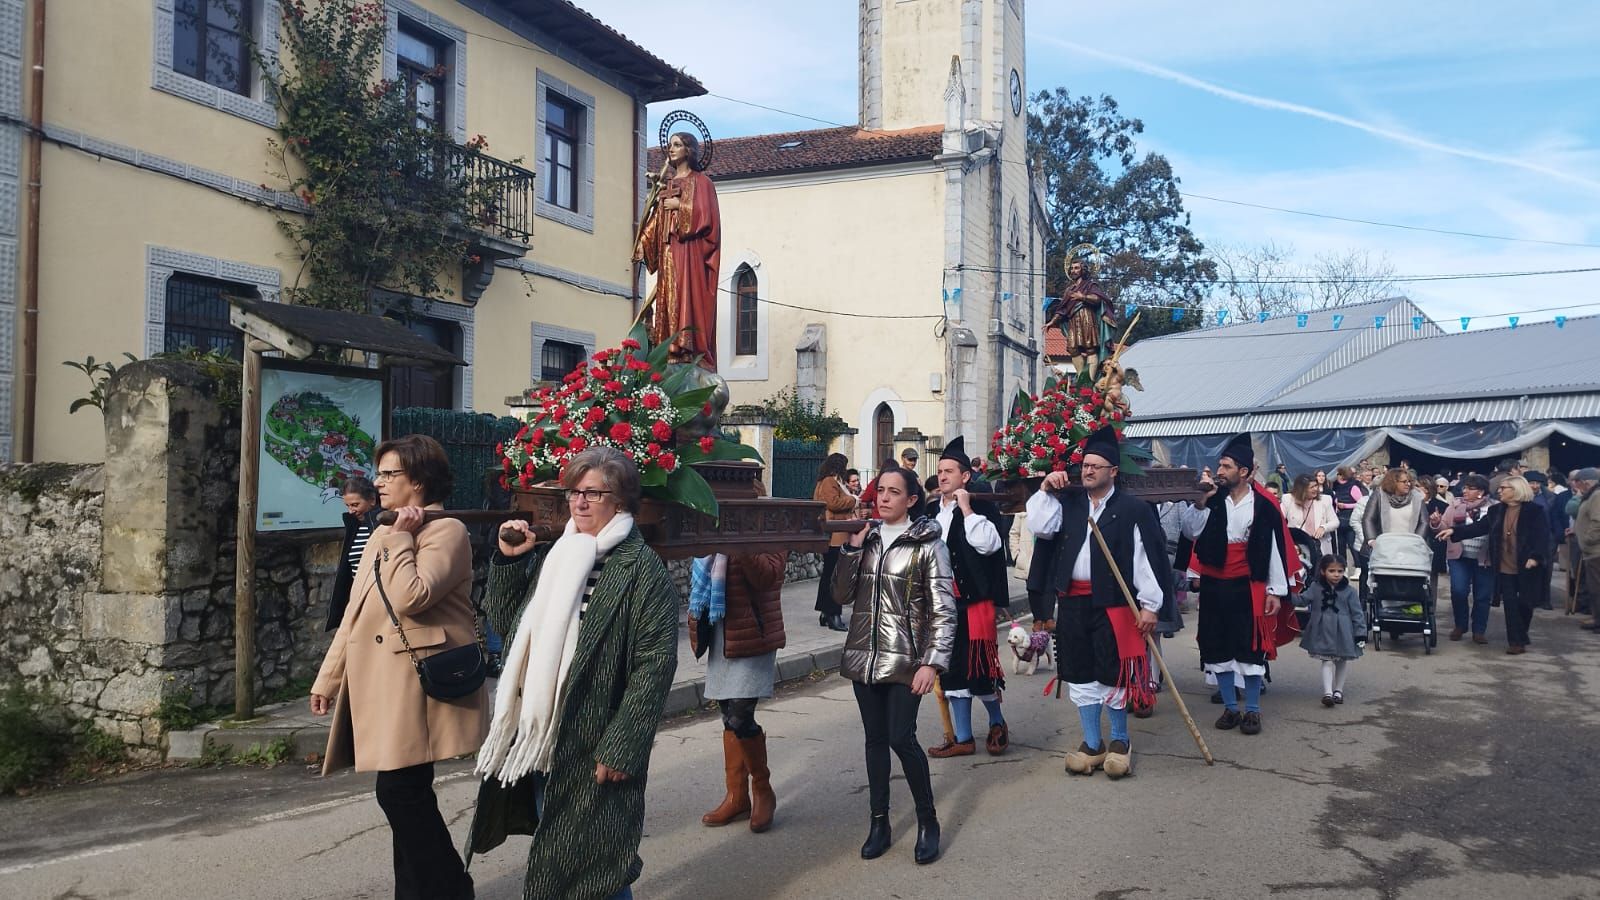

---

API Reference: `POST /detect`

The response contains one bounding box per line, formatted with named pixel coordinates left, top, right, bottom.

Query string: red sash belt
left=1194, top=542, right=1274, bottom=657
left=1055, top=580, right=1152, bottom=708
left=1067, top=580, right=1092, bottom=597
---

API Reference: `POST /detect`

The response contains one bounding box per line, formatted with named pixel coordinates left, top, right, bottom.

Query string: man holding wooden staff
left=1025, top=426, right=1172, bottom=779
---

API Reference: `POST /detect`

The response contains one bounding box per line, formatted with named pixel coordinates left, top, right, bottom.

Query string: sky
left=579, top=0, right=1600, bottom=329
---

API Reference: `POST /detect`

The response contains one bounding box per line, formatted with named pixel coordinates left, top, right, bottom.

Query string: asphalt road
left=3, top=603, right=1599, bottom=900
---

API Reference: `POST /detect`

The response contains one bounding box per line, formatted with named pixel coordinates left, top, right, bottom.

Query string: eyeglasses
left=565, top=488, right=613, bottom=503
left=374, top=469, right=407, bottom=483
left=1080, top=463, right=1115, bottom=472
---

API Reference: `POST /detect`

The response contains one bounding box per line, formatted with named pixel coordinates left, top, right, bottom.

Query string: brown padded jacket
left=687, top=551, right=788, bottom=659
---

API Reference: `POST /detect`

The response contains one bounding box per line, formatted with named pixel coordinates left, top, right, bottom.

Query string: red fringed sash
left=1059, top=580, right=1153, bottom=709
left=953, top=579, right=1004, bottom=696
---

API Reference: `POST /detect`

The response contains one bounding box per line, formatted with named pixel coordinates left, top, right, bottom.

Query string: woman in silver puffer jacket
left=832, top=466, right=957, bottom=866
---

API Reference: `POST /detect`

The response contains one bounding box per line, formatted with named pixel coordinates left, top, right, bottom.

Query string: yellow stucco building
left=4, top=0, right=703, bottom=463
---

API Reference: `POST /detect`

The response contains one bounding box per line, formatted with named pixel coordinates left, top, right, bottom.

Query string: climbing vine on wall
left=265, top=0, right=499, bottom=312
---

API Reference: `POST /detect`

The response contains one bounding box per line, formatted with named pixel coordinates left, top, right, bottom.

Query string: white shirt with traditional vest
left=934, top=495, right=1003, bottom=556
left=1178, top=491, right=1289, bottom=597
left=1025, top=487, right=1164, bottom=612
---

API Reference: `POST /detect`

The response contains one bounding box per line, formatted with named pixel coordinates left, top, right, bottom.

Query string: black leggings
left=852, top=681, right=934, bottom=817
left=719, top=697, right=762, bottom=738
left=816, top=547, right=842, bottom=617
left=374, top=762, right=470, bottom=900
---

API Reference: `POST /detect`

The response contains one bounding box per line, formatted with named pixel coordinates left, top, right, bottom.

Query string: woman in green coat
left=468, top=448, right=679, bottom=900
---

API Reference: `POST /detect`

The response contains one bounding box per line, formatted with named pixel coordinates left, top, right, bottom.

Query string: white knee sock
left=1333, top=660, right=1350, bottom=693
left=1320, top=660, right=1335, bottom=696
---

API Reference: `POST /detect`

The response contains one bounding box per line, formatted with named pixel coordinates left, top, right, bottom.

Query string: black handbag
left=372, top=556, right=488, bottom=700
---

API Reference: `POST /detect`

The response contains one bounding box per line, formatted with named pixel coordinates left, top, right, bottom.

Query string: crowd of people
left=305, top=432, right=1600, bottom=898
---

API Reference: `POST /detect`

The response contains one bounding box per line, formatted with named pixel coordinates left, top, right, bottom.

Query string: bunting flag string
left=1297, top=314, right=1309, bottom=328
left=1257, top=311, right=1270, bottom=323
left=1556, top=316, right=1568, bottom=328
left=1460, top=317, right=1471, bottom=331
left=1374, top=315, right=1386, bottom=329
left=1171, top=307, right=1184, bottom=323
left=1332, top=314, right=1345, bottom=330
left=1215, top=310, right=1230, bottom=326
left=1413, top=315, right=1424, bottom=331
left=1509, top=316, right=1520, bottom=329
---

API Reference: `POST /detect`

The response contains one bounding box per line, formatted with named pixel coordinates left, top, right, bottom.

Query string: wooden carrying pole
left=932, top=680, right=957, bottom=745
left=234, top=340, right=268, bottom=720
left=1087, top=517, right=1214, bottom=766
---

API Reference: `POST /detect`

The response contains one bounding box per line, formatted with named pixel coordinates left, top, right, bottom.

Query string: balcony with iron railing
left=448, top=144, right=536, bottom=250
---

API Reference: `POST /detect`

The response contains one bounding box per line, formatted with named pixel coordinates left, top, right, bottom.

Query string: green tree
left=1027, top=89, right=1215, bottom=343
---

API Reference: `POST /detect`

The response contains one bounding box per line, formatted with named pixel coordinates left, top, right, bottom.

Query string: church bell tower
left=858, top=0, right=1028, bottom=132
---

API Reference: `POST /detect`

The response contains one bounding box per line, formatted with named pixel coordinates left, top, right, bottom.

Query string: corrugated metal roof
left=1265, top=313, right=1600, bottom=408
left=1124, top=414, right=1248, bottom=438
left=1248, top=398, right=1522, bottom=431
left=1120, top=297, right=1434, bottom=419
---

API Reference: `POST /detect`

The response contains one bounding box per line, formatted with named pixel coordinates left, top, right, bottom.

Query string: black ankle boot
left=914, top=809, right=941, bottom=864
left=860, top=814, right=891, bottom=859
left=828, top=614, right=849, bottom=632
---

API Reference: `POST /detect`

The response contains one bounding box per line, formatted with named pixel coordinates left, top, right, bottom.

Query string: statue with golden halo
left=1043, top=243, right=1115, bottom=380
left=634, top=112, right=722, bottom=371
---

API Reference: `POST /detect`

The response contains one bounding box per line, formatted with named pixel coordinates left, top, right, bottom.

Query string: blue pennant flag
left=1043, top=296, right=1055, bottom=310
left=1556, top=316, right=1568, bottom=329
left=1002, top=291, right=1012, bottom=302
left=1332, top=314, right=1345, bottom=330
left=1257, top=311, right=1269, bottom=324
left=1460, top=316, right=1471, bottom=331
left=1171, top=307, right=1184, bottom=323
left=951, top=287, right=962, bottom=302
left=1296, top=314, right=1309, bottom=328
left=1125, top=303, right=1136, bottom=319
left=1215, top=310, right=1229, bottom=326
left=1373, top=315, right=1386, bottom=329
left=1509, top=316, right=1520, bottom=329
left=1412, top=315, right=1424, bottom=331
left=942, top=289, right=949, bottom=303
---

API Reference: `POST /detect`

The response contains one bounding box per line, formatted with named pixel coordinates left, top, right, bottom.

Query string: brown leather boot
left=702, top=730, right=750, bottom=826
left=740, top=731, right=776, bottom=833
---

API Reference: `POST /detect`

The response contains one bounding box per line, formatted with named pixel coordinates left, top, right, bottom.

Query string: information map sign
left=257, top=360, right=386, bottom=532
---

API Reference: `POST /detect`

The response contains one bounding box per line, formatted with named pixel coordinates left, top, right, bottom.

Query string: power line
left=953, top=262, right=1600, bottom=283
left=1179, top=192, right=1600, bottom=250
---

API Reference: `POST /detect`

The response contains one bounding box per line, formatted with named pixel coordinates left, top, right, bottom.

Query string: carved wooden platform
left=510, top=461, right=829, bottom=560
left=992, top=466, right=1204, bottom=513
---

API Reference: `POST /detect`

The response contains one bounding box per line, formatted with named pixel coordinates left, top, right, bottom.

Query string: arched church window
left=874, top=403, right=894, bottom=470
left=735, top=265, right=758, bottom=356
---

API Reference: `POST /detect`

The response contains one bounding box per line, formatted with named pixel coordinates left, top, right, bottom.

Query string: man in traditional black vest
left=1026, top=426, right=1171, bottom=778
left=1180, top=435, right=1292, bottom=736
left=924, top=437, right=1012, bottom=757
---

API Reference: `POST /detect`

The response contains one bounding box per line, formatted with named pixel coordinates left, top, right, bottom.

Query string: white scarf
left=476, top=511, right=635, bottom=786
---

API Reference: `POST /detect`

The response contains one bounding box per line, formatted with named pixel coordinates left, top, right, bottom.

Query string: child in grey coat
left=1300, top=555, right=1365, bottom=706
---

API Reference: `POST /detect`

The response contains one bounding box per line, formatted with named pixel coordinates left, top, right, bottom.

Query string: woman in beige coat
left=311, top=434, right=487, bottom=900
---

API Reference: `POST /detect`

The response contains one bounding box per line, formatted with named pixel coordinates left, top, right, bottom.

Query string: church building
left=674, top=0, right=1048, bottom=477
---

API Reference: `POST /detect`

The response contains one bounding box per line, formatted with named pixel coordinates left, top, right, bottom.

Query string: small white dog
left=1006, top=622, right=1054, bottom=675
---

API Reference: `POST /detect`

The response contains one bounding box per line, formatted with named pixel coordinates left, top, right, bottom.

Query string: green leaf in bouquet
left=672, top=384, right=718, bottom=410
left=638, top=463, right=669, bottom=487
left=679, top=438, right=763, bottom=464
left=627, top=320, right=651, bottom=350
left=663, top=464, right=720, bottom=519
left=1012, top=385, right=1033, bottom=417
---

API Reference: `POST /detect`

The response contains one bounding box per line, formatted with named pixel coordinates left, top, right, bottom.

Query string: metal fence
left=391, top=408, right=522, bottom=509
left=770, top=439, right=827, bottom=499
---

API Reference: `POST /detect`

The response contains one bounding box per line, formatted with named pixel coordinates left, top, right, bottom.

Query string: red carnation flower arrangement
left=498, top=325, right=759, bottom=516
left=988, top=374, right=1147, bottom=480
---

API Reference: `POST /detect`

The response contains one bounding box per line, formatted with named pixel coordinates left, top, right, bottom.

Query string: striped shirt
left=580, top=554, right=610, bottom=619
left=346, top=524, right=372, bottom=576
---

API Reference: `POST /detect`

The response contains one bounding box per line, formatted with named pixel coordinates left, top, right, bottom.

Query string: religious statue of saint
left=1043, top=252, right=1115, bottom=380
left=634, top=131, right=722, bottom=371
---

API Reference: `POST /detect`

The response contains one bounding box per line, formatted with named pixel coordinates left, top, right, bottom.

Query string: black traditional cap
left=1221, top=434, right=1254, bottom=471
left=1525, top=470, right=1547, bottom=485
left=939, top=436, right=971, bottom=471
left=1082, top=424, right=1120, bottom=467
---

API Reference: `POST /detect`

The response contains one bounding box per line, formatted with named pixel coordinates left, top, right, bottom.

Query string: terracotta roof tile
left=648, top=124, right=943, bottom=180
left=1043, top=328, right=1068, bottom=360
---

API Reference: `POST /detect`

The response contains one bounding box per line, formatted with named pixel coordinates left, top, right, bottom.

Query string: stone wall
left=0, top=360, right=340, bottom=757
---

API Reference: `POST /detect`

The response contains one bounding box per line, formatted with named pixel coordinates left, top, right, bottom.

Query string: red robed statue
left=634, top=131, right=722, bottom=371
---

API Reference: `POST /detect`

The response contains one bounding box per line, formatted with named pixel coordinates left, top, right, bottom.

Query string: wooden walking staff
left=1087, top=517, right=1215, bottom=766
left=931, top=680, right=957, bottom=746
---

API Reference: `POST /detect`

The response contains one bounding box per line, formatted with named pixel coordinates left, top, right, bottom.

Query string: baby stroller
left=1364, top=532, right=1437, bottom=653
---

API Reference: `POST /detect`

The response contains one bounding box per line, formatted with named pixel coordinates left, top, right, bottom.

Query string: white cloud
left=1040, top=36, right=1600, bottom=193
